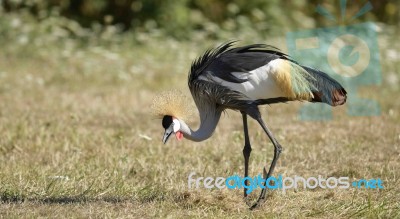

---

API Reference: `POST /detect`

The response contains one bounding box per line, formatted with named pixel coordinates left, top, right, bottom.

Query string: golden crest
left=151, top=90, right=195, bottom=122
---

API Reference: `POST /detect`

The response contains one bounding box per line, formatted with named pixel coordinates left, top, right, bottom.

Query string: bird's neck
left=179, top=106, right=221, bottom=142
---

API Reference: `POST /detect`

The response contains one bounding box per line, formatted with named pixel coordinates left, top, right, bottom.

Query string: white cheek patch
left=172, top=119, right=180, bottom=133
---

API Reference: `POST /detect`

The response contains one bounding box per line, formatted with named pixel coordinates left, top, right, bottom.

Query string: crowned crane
left=152, top=41, right=347, bottom=209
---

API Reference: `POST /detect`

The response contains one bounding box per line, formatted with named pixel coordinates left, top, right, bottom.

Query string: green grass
left=0, top=31, right=400, bottom=218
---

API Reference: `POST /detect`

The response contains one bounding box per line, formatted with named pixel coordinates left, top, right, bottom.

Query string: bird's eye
left=162, top=115, right=173, bottom=129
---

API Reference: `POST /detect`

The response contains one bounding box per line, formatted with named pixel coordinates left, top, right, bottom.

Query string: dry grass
left=0, top=36, right=399, bottom=218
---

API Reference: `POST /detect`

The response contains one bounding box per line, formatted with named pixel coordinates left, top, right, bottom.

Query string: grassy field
left=0, top=29, right=399, bottom=218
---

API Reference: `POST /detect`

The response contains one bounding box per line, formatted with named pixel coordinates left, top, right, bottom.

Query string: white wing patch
left=231, top=72, right=251, bottom=80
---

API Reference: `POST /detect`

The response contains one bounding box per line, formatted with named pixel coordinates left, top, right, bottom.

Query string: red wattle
left=175, top=131, right=183, bottom=141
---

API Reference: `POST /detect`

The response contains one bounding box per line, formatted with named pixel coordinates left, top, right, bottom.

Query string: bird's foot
left=250, top=196, right=266, bottom=210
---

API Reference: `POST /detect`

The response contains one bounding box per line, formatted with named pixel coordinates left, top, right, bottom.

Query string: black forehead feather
left=162, top=115, right=173, bottom=129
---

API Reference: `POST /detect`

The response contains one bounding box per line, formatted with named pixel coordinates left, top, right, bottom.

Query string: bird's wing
left=188, top=42, right=288, bottom=108
left=189, top=42, right=346, bottom=109
left=189, top=42, right=285, bottom=83
left=201, top=43, right=288, bottom=83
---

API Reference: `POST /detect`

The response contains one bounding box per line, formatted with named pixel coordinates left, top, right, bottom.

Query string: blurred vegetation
left=1, top=0, right=399, bottom=40
left=0, top=0, right=398, bottom=77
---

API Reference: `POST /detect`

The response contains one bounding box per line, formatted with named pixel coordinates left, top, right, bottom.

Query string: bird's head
left=161, top=115, right=183, bottom=144
left=151, top=90, right=194, bottom=144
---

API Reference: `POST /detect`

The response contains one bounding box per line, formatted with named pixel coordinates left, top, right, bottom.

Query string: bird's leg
left=251, top=116, right=283, bottom=210
left=241, top=112, right=252, bottom=198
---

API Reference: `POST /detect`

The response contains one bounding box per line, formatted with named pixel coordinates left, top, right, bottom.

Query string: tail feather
left=302, top=66, right=347, bottom=106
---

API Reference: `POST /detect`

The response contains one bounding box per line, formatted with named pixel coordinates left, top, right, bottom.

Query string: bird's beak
left=162, top=123, right=174, bottom=144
